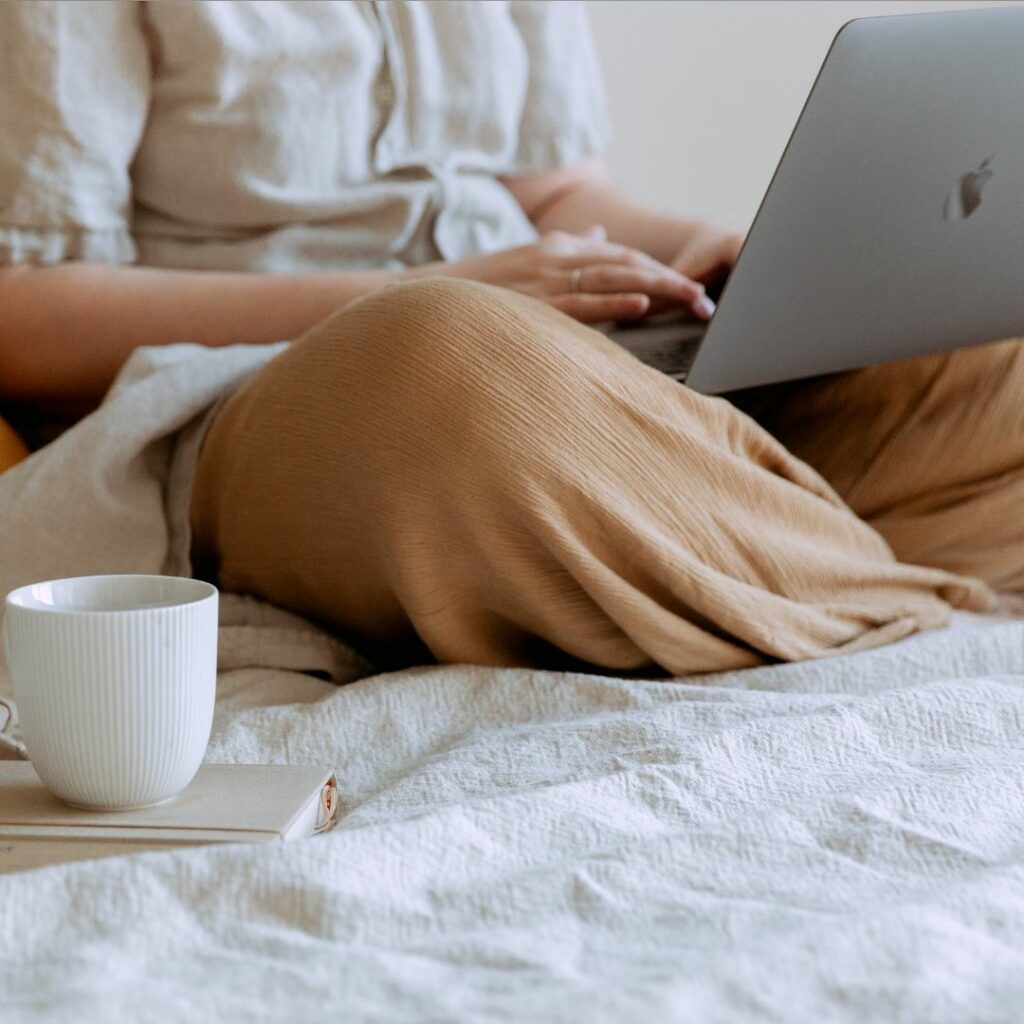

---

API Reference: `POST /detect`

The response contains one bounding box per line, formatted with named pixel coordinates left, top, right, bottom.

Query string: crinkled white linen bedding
left=1, top=344, right=1023, bottom=1022
left=1, top=615, right=1023, bottom=1023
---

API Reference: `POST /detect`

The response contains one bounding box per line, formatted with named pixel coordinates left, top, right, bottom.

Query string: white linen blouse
left=0, top=0, right=609, bottom=274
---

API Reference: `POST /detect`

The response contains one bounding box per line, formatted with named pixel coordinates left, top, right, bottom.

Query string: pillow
left=0, top=416, right=28, bottom=473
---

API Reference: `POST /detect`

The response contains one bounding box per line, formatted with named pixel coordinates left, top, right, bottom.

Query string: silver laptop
left=609, top=5, right=1024, bottom=394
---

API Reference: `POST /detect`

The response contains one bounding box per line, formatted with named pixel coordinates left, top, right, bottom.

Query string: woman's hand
left=669, top=220, right=745, bottom=292
left=413, top=228, right=715, bottom=325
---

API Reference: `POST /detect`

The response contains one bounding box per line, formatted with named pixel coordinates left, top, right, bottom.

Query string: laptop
left=607, top=5, right=1024, bottom=394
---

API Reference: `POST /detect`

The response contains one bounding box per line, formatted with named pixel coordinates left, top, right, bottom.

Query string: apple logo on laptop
left=944, top=156, right=994, bottom=221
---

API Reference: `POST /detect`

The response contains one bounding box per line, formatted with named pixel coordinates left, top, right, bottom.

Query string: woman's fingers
left=550, top=292, right=650, bottom=324
left=577, top=264, right=699, bottom=303
left=563, top=239, right=667, bottom=273
left=551, top=237, right=714, bottom=317
left=568, top=264, right=714, bottom=320
left=543, top=230, right=664, bottom=272
left=536, top=231, right=716, bottom=319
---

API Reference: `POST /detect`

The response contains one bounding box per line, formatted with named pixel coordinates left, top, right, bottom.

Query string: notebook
left=0, top=762, right=338, bottom=874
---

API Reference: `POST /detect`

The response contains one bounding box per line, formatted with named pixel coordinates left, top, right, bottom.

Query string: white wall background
left=588, top=1, right=1008, bottom=231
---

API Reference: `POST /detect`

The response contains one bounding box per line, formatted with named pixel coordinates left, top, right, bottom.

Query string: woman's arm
left=503, top=160, right=744, bottom=288
left=0, top=168, right=723, bottom=407
left=0, top=231, right=710, bottom=406
left=0, top=263, right=395, bottom=403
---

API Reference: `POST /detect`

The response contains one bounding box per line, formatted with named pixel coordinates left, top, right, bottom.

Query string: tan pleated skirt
left=190, top=279, right=1023, bottom=675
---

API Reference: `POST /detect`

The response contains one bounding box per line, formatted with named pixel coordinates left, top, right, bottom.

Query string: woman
left=0, top=1, right=1017, bottom=675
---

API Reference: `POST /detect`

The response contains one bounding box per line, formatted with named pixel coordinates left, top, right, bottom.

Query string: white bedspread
left=1, top=616, right=1023, bottom=1023
left=1, top=344, right=1023, bottom=1021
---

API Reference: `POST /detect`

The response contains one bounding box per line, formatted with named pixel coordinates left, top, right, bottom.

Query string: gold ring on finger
left=570, top=267, right=584, bottom=293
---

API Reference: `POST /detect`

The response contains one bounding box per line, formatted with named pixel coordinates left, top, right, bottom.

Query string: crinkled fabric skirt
left=190, top=280, right=1024, bottom=675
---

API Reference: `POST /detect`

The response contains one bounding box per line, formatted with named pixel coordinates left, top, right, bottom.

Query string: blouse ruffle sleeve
left=507, top=0, right=612, bottom=175
left=0, top=1, right=149, bottom=265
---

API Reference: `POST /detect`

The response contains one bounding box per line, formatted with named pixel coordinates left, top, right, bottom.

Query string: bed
left=0, top=612, right=1022, bottom=1022
left=1, top=344, right=1023, bottom=1022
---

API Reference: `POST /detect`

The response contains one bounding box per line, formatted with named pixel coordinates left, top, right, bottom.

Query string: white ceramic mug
left=3, top=575, right=218, bottom=810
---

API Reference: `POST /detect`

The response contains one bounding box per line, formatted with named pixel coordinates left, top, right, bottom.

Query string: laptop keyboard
left=603, top=316, right=707, bottom=382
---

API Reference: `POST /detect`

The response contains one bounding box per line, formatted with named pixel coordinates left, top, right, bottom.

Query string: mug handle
left=1, top=612, right=13, bottom=734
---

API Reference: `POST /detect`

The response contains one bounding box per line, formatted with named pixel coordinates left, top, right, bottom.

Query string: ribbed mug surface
left=4, top=575, right=218, bottom=810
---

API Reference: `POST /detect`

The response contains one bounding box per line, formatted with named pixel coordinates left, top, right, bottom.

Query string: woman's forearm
left=0, top=262, right=396, bottom=403
left=503, top=160, right=705, bottom=265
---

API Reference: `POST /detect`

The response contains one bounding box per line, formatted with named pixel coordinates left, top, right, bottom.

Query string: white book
left=0, top=762, right=338, bottom=874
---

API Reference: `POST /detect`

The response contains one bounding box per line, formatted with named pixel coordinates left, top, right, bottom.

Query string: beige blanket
left=0, top=342, right=375, bottom=730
